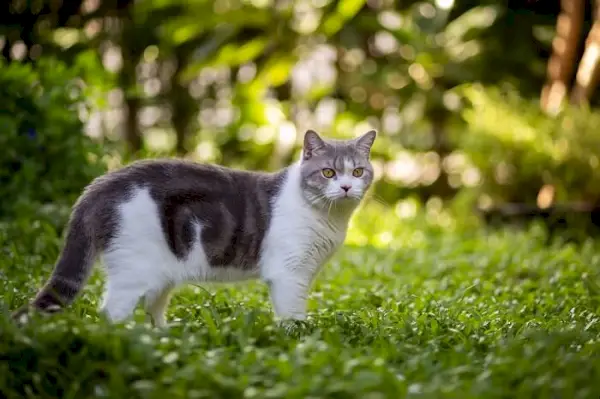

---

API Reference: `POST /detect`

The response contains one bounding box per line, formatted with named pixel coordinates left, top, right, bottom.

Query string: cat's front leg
left=266, top=270, right=313, bottom=321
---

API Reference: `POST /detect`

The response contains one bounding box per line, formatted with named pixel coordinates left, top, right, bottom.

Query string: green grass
left=1, top=202, right=600, bottom=398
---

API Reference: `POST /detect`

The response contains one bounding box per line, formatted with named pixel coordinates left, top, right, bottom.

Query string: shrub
left=0, top=58, right=107, bottom=220
left=454, top=84, right=600, bottom=207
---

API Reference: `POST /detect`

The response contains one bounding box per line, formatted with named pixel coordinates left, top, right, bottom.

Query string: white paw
left=277, top=318, right=311, bottom=335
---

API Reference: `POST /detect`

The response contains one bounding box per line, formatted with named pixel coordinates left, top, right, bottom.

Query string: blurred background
left=1, top=0, right=600, bottom=237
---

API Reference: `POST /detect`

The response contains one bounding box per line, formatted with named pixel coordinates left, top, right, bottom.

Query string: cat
left=13, top=129, right=377, bottom=327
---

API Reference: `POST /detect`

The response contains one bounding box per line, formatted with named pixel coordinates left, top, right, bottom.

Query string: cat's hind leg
left=100, top=272, right=145, bottom=323
left=99, top=251, right=160, bottom=324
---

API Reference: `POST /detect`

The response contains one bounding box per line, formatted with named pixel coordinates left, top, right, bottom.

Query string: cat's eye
left=352, top=168, right=364, bottom=177
left=322, top=168, right=336, bottom=178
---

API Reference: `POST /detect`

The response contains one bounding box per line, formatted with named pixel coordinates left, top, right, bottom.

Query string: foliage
left=1, top=204, right=600, bottom=398
left=0, top=58, right=107, bottom=219
left=0, top=1, right=559, bottom=159
left=455, top=84, right=600, bottom=205
left=3, top=0, right=584, bottom=209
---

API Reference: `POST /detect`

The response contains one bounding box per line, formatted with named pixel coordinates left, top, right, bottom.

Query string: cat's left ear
left=354, top=130, right=377, bottom=156
left=303, top=130, right=326, bottom=160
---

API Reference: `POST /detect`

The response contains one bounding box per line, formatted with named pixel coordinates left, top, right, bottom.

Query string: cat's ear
left=354, top=130, right=376, bottom=156
left=303, top=130, right=326, bottom=160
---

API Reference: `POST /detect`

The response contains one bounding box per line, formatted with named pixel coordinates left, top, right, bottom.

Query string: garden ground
left=1, top=202, right=599, bottom=398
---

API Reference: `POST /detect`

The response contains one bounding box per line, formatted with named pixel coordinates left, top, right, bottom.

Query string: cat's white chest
left=260, top=215, right=344, bottom=280
left=259, top=171, right=349, bottom=281
left=271, top=207, right=343, bottom=250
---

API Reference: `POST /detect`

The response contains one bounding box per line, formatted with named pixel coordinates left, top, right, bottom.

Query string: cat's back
left=80, top=158, right=283, bottom=211
left=89, top=158, right=253, bottom=193
left=77, top=158, right=288, bottom=276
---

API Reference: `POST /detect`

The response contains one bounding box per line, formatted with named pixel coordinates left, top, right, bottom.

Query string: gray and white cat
left=14, top=130, right=376, bottom=327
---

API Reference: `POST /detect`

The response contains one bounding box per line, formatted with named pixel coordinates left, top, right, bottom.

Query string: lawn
left=1, top=202, right=599, bottom=398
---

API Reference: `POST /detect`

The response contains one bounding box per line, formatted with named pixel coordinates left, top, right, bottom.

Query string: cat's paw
left=277, top=318, right=311, bottom=336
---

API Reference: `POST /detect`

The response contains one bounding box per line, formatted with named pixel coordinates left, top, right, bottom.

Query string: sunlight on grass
left=347, top=197, right=462, bottom=249
left=2, top=201, right=600, bottom=397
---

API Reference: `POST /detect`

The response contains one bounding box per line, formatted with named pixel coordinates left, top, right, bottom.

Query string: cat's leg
left=100, top=277, right=145, bottom=323
left=99, top=251, right=155, bottom=323
left=144, top=285, right=173, bottom=328
left=266, top=270, right=313, bottom=321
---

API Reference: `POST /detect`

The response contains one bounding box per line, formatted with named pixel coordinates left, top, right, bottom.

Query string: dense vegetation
left=2, top=205, right=600, bottom=398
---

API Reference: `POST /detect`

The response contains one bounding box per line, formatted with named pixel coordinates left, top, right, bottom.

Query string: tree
left=540, top=0, right=585, bottom=114
left=571, top=0, right=600, bottom=104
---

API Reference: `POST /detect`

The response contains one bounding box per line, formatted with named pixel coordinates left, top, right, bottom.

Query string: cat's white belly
left=195, top=263, right=260, bottom=283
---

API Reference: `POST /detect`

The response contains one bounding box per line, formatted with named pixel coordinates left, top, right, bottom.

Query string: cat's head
left=299, top=129, right=376, bottom=209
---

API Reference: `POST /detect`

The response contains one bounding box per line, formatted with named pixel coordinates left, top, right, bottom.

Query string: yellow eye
left=352, top=168, right=364, bottom=177
left=322, top=168, right=336, bottom=178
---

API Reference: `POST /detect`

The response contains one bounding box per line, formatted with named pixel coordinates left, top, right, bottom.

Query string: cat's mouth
left=308, top=192, right=361, bottom=207
left=331, top=193, right=361, bottom=202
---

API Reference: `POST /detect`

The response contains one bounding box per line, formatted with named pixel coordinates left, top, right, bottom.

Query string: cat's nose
left=341, top=185, right=352, bottom=192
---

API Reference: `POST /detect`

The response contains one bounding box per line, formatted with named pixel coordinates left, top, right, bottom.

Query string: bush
left=0, top=58, right=107, bottom=220
left=454, top=84, right=600, bottom=207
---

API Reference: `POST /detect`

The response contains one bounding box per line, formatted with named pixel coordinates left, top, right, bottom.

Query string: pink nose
left=341, top=185, right=351, bottom=192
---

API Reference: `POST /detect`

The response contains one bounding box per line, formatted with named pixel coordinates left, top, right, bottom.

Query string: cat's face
left=300, top=130, right=376, bottom=208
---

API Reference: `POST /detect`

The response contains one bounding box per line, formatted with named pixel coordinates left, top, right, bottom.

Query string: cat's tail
left=12, top=204, right=97, bottom=321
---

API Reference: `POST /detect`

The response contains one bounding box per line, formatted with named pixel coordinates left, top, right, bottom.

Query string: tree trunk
left=124, top=96, right=142, bottom=153
left=540, top=0, right=585, bottom=115
left=571, top=0, right=600, bottom=105
left=169, top=46, right=196, bottom=156
left=417, top=102, right=456, bottom=201
left=119, top=53, right=142, bottom=154
left=117, top=0, right=143, bottom=154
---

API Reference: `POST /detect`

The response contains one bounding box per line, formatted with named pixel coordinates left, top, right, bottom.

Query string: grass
left=1, top=201, right=600, bottom=398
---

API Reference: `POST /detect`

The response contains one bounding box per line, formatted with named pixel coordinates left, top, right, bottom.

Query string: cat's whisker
left=374, top=194, right=391, bottom=205
left=370, top=197, right=390, bottom=207
left=327, top=198, right=334, bottom=217
left=364, top=193, right=391, bottom=208
left=312, top=193, right=330, bottom=209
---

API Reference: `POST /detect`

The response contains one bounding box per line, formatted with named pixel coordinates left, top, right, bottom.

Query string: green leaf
left=320, top=0, right=367, bottom=36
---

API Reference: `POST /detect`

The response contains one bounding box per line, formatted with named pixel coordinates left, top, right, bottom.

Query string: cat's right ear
left=303, top=130, right=325, bottom=160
